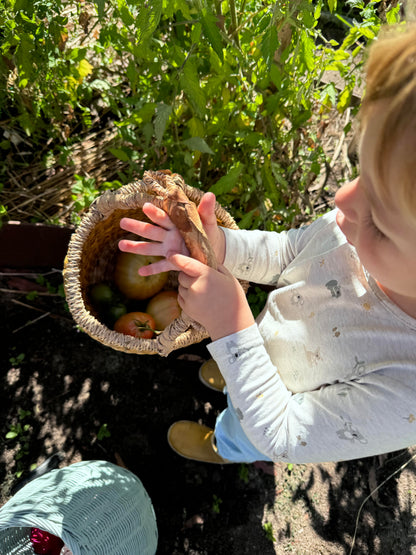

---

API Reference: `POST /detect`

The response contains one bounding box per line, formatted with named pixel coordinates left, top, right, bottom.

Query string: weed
left=5, top=409, right=33, bottom=478
left=263, top=521, right=276, bottom=543
left=212, top=494, right=223, bottom=514
left=70, top=175, right=100, bottom=225
left=0, top=204, right=7, bottom=227
left=238, top=463, right=250, bottom=484
left=96, top=423, right=111, bottom=441
left=9, top=353, right=25, bottom=366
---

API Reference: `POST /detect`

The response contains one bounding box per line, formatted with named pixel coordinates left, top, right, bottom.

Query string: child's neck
left=377, top=282, right=416, bottom=320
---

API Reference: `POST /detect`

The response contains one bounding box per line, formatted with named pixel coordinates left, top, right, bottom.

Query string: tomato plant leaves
left=0, top=0, right=400, bottom=231
left=209, top=164, right=244, bottom=196
left=154, top=102, right=172, bottom=145
left=180, top=58, right=207, bottom=118
left=183, top=137, right=214, bottom=155
left=200, top=7, right=224, bottom=62
left=261, top=25, right=279, bottom=70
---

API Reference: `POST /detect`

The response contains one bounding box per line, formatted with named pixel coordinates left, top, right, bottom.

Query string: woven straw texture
left=0, top=460, right=158, bottom=555
left=63, top=171, right=248, bottom=356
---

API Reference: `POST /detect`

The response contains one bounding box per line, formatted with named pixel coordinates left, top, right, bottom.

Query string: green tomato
left=107, top=303, right=127, bottom=325
left=90, top=283, right=114, bottom=305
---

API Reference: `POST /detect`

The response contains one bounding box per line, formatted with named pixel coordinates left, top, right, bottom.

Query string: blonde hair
left=360, top=23, right=416, bottom=221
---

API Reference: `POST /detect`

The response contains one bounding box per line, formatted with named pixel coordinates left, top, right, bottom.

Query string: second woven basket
left=63, top=170, right=248, bottom=356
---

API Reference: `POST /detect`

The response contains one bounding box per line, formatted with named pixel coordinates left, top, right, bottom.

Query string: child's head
left=334, top=24, right=416, bottom=314
left=359, top=23, right=416, bottom=222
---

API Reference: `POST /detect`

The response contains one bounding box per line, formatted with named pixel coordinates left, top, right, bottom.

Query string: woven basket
left=63, top=171, right=248, bottom=356
left=0, top=460, right=158, bottom=555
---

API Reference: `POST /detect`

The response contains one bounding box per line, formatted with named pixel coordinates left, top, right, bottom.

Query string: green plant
left=0, top=203, right=7, bottom=227
left=238, top=463, right=250, bottom=484
left=0, top=1, right=402, bottom=228
left=247, top=286, right=269, bottom=318
left=70, top=175, right=100, bottom=225
left=9, top=352, right=25, bottom=366
left=212, top=493, right=223, bottom=514
left=263, top=521, right=276, bottom=542
left=5, top=409, right=32, bottom=478
left=24, top=274, right=66, bottom=301
left=96, top=423, right=111, bottom=441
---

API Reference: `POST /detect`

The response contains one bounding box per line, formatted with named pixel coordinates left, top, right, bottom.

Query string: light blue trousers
left=214, top=391, right=272, bottom=463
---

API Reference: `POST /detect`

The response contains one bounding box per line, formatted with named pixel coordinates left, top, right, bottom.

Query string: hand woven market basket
left=63, top=170, right=248, bottom=356
left=0, top=460, right=158, bottom=555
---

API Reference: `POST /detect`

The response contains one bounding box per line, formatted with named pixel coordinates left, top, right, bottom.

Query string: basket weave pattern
left=0, top=460, right=158, bottom=554
left=63, top=171, right=247, bottom=356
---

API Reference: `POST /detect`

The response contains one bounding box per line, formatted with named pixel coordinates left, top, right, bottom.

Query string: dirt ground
left=2, top=268, right=416, bottom=555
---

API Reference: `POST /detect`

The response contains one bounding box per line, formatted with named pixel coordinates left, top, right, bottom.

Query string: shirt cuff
left=207, top=323, right=265, bottom=376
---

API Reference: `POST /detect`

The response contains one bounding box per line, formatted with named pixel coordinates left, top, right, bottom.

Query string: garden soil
left=2, top=272, right=416, bottom=555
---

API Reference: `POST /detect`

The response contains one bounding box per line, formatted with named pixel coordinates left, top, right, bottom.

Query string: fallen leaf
left=114, top=452, right=128, bottom=469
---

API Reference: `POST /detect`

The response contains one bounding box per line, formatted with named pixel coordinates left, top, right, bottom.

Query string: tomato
left=114, top=252, right=168, bottom=300
left=113, top=311, right=156, bottom=339
left=89, top=283, right=115, bottom=305
left=146, top=290, right=181, bottom=330
left=107, top=302, right=127, bottom=325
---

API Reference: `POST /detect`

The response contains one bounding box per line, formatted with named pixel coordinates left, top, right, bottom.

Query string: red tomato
left=146, top=290, right=181, bottom=330
left=114, top=252, right=168, bottom=300
left=113, top=311, right=156, bottom=339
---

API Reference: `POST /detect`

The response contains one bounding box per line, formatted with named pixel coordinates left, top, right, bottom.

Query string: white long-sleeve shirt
left=207, top=209, right=416, bottom=463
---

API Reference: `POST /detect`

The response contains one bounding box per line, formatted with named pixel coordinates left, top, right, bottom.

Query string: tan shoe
left=199, top=359, right=226, bottom=392
left=167, top=421, right=232, bottom=464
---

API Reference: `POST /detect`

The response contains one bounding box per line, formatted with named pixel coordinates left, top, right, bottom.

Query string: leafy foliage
left=0, top=0, right=402, bottom=229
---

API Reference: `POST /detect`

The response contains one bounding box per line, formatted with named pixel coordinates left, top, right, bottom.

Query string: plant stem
left=229, top=0, right=239, bottom=47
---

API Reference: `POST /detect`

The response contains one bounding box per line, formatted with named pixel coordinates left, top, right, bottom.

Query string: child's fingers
left=142, top=202, right=175, bottom=229
left=198, top=192, right=217, bottom=228
left=138, top=258, right=174, bottom=276
left=120, top=203, right=174, bottom=239
left=168, top=253, right=207, bottom=278
left=118, top=239, right=165, bottom=257
left=119, top=218, right=167, bottom=243
left=177, top=270, right=194, bottom=290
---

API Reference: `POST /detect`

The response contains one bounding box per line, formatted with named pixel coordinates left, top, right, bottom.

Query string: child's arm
left=118, top=190, right=312, bottom=287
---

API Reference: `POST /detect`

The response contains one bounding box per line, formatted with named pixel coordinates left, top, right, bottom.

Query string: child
left=118, top=23, right=416, bottom=465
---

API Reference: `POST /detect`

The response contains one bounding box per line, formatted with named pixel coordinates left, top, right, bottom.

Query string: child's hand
left=118, top=202, right=187, bottom=275
left=118, top=192, right=225, bottom=276
left=169, top=253, right=255, bottom=341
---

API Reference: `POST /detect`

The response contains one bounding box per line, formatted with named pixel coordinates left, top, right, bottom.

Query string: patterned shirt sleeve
left=221, top=224, right=308, bottom=285
left=208, top=325, right=416, bottom=463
